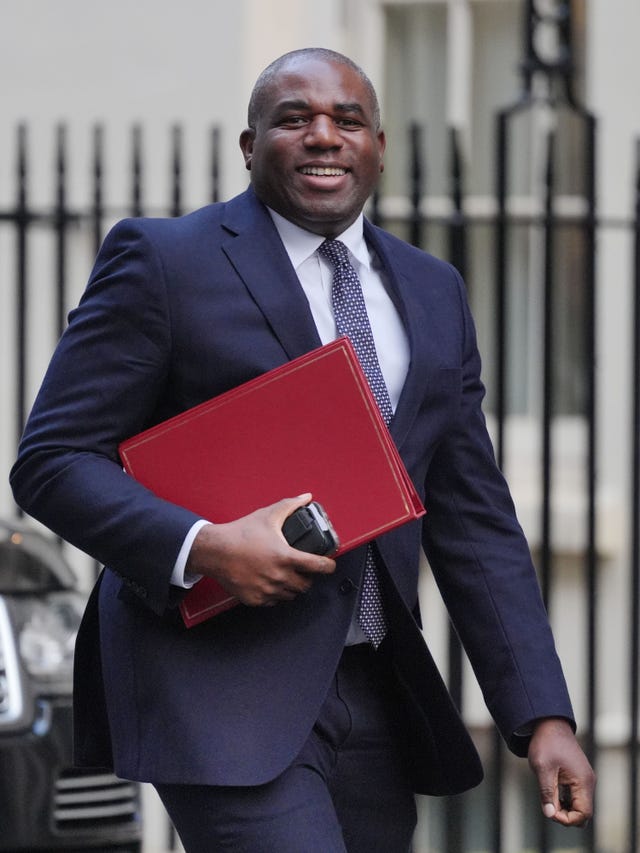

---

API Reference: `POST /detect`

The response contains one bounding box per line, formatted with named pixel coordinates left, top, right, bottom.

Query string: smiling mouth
left=299, top=166, right=348, bottom=177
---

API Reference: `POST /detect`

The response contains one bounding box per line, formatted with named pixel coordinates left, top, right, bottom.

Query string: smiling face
left=240, top=55, right=386, bottom=238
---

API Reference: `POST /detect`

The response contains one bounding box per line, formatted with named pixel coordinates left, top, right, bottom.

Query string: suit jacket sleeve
left=420, top=265, right=575, bottom=756
left=10, top=218, right=201, bottom=614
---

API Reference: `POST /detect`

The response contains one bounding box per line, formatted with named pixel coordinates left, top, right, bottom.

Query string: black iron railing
left=1, top=124, right=637, bottom=853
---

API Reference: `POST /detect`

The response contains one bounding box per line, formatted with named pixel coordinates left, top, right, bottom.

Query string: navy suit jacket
left=10, top=187, right=574, bottom=795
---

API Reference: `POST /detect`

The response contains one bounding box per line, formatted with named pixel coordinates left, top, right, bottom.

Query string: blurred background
left=0, top=1, right=638, bottom=851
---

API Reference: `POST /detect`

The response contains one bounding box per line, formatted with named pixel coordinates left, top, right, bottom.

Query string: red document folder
left=118, top=337, right=425, bottom=627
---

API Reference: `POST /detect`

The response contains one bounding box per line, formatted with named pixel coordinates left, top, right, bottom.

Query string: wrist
left=532, top=717, right=574, bottom=735
left=185, top=522, right=225, bottom=579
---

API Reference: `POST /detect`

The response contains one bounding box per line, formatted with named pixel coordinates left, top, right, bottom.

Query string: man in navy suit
left=10, top=48, right=594, bottom=851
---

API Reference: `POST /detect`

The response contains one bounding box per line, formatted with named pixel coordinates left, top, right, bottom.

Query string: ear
left=239, top=128, right=255, bottom=171
left=377, top=130, right=386, bottom=173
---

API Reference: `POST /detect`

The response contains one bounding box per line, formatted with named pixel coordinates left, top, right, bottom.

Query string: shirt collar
left=267, top=208, right=371, bottom=273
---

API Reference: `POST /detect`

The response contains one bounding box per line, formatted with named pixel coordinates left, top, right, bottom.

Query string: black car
left=0, top=517, right=142, bottom=852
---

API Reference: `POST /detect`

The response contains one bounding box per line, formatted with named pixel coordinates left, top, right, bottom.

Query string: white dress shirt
left=171, top=211, right=410, bottom=590
left=268, top=209, right=409, bottom=410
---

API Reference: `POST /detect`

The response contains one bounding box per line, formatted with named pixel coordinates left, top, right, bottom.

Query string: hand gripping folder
left=119, top=337, right=425, bottom=626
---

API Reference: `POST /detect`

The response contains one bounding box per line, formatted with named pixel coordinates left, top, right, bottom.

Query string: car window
left=0, top=528, right=76, bottom=593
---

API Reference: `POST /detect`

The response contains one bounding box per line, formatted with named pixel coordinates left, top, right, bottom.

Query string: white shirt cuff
left=170, top=519, right=210, bottom=588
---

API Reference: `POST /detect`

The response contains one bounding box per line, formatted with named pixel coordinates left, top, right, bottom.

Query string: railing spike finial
left=521, top=0, right=577, bottom=103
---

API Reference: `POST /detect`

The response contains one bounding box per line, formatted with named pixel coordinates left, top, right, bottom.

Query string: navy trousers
left=155, top=643, right=417, bottom=852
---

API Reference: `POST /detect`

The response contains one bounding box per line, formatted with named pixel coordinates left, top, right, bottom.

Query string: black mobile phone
left=282, top=501, right=339, bottom=556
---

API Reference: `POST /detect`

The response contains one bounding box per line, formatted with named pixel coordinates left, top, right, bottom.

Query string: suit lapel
left=221, top=189, right=322, bottom=361
left=364, top=221, right=432, bottom=452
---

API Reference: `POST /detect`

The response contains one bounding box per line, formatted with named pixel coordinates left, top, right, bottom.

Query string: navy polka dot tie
left=319, top=239, right=390, bottom=647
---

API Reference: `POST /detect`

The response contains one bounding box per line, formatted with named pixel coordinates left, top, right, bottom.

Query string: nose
left=303, top=115, right=342, bottom=149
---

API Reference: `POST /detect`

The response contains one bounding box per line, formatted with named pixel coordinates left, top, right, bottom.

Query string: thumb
left=537, top=773, right=560, bottom=819
left=269, top=493, right=313, bottom=527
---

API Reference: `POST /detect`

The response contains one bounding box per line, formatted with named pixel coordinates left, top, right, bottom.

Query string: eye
left=278, top=115, right=308, bottom=128
left=336, top=118, right=362, bottom=128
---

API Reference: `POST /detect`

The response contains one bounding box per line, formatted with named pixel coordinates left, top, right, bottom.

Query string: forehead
left=262, top=58, right=374, bottom=117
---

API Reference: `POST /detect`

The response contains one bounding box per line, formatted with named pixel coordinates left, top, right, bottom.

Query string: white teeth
left=300, top=166, right=346, bottom=176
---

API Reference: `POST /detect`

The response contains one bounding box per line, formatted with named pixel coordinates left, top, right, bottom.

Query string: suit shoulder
left=102, top=188, right=261, bottom=250
left=107, top=201, right=226, bottom=241
left=94, top=202, right=242, bottom=271
left=365, top=220, right=462, bottom=281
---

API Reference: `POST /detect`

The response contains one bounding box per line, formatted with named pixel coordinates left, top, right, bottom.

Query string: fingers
left=541, top=778, right=594, bottom=827
left=542, top=800, right=591, bottom=826
left=540, top=770, right=594, bottom=826
left=540, top=789, right=588, bottom=826
left=243, top=557, right=324, bottom=606
left=262, top=569, right=314, bottom=601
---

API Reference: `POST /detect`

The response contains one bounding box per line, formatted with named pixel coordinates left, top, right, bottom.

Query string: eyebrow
left=334, top=102, right=366, bottom=116
left=275, top=99, right=366, bottom=116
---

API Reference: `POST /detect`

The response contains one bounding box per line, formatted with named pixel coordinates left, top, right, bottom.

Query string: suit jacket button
left=339, top=578, right=356, bottom=595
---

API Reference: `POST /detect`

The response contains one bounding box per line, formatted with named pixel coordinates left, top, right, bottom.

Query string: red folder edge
left=118, top=338, right=425, bottom=626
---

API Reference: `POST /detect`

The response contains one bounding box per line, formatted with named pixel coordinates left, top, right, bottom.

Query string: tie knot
left=318, top=239, right=350, bottom=269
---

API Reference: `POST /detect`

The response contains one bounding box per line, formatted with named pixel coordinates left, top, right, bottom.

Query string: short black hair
left=247, top=48, right=381, bottom=131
